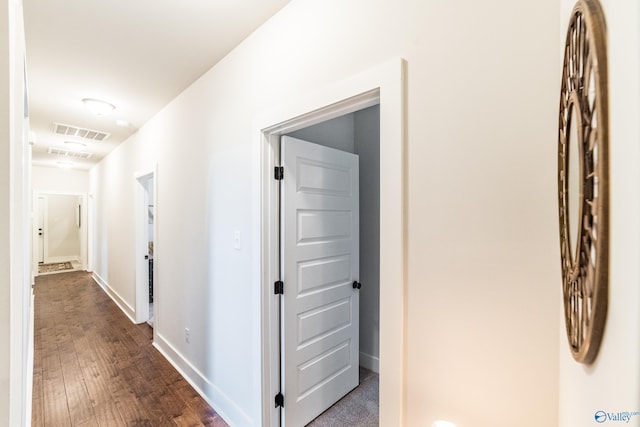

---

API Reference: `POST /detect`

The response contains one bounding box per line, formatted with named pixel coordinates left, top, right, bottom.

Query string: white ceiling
left=24, top=0, right=292, bottom=170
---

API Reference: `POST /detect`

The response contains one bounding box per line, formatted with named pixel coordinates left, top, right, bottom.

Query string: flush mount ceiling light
left=82, top=98, right=115, bottom=116
left=64, top=141, right=87, bottom=151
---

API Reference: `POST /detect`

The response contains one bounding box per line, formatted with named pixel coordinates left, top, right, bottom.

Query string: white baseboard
left=25, top=289, right=35, bottom=427
left=153, top=333, right=253, bottom=427
left=89, top=273, right=255, bottom=427
left=91, top=272, right=136, bottom=323
left=360, top=351, right=380, bottom=373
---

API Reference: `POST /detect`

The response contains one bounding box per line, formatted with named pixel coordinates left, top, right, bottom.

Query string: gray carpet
left=306, top=367, right=379, bottom=426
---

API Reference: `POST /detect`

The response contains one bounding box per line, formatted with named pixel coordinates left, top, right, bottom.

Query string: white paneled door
left=281, top=136, right=360, bottom=426
left=37, top=196, right=45, bottom=263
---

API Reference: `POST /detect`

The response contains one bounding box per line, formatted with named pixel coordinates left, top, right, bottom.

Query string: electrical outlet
left=185, top=328, right=190, bottom=344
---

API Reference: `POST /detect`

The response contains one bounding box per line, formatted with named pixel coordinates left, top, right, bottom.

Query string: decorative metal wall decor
left=558, top=0, right=609, bottom=364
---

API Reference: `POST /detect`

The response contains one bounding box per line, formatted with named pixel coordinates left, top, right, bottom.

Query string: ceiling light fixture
left=64, top=141, right=87, bottom=151
left=82, top=98, right=116, bottom=116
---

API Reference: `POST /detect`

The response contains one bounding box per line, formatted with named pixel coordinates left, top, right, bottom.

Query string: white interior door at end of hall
left=37, top=196, right=45, bottom=263
left=281, top=135, right=360, bottom=427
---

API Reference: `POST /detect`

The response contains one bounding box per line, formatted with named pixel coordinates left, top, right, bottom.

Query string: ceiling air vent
left=47, top=147, right=93, bottom=160
left=53, top=123, right=110, bottom=141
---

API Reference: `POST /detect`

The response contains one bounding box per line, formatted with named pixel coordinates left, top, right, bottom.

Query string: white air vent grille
left=48, top=147, right=93, bottom=160
left=53, top=123, right=110, bottom=141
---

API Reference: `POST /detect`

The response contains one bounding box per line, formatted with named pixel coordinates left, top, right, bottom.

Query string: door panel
left=282, top=136, right=359, bottom=426
left=37, top=196, right=45, bottom=263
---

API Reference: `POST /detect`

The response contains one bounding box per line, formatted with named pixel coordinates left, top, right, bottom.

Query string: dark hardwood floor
left=32, top=271, right=229, bottom=427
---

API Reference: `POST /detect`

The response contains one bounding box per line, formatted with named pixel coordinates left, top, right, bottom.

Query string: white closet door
left=281, top=135, right=360, bottom=427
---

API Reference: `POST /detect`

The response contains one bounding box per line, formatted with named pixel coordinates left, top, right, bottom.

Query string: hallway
left=32, top=271, right=228, bottom=426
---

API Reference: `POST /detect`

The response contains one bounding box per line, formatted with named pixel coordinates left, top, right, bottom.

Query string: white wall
left=32, top=165, right=89, bottom=193
left=558, top=1, right=640, bottom=426
left=90, top=150, right=139, bottom=315
left=0, top=2, right=11, bottom=420
left=1, top=0, right=31, bottom=425
left=89, top=0, right=560, bottom=426
left=45, top=195, right=81, bottom=261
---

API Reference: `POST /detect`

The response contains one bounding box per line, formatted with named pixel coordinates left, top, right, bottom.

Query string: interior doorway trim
left=258, top=58, right=406, bottom=426
left=134, top=167, right=157, bottom=332
left=32, top=190, right=88, bottom=277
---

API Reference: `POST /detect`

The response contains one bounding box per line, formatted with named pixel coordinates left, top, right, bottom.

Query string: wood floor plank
left=59, top=340, right=96, bottom=425
left=111, top=385, right=154, bottom=426
left=31, top=371, right=45, bottom=427
left=32, top=271, right=228, bottom=427
left=172, top=382, right=221, bottom=425
left=92, top=400, right=126, bottom=427
left=41, top=351, right=72, bottom=427
left=172, top=405, right=207, bottom=427
left=134, top=385, right=175, bottom=426
left=73, top=413, right=100, bottom=427
left=77, top=354, right=112, bottom=409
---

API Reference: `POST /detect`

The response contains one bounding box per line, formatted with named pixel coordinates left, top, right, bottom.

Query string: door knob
left=352, top=281, right=362, bottom=289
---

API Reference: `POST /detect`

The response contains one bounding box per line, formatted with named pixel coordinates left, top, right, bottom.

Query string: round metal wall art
left=558, top=0, right=609, bottom=364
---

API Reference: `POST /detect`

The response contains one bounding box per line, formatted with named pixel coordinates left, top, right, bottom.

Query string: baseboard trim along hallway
left=32, top=271, right=229, bottom=426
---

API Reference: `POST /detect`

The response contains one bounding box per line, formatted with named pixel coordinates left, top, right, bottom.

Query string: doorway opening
left=33, top=192, right=88, bottom=276
left=283, top=107, right=380, bottom=425
left=260, top=59, right=406, bottom=427
left=135, top=170, right=157, bottom=328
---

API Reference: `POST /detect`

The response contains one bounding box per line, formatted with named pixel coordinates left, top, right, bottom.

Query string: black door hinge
left=274, top=166, right=284, bottom=180
left=275, top=392, right=284, bottom=408
left=274, top=280, right=284, bottom=295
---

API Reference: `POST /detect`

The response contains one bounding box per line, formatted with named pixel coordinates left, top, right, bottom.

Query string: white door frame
left=259, top=58, right=406, bottom=426
left=87, top=193, right=95, bottom=272
left=32, top=191, right=88, bottom=276
left=134, top=167, right=157, bottom=329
